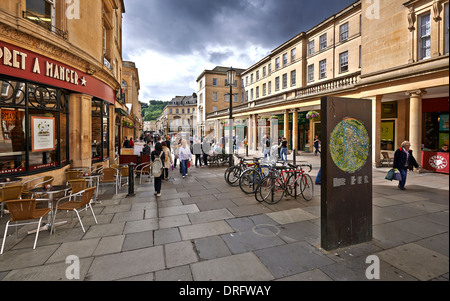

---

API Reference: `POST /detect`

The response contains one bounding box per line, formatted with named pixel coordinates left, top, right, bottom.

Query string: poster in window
left=439, top=114, right=449, bottom=132
left=31, top=116, right=55, bottom=152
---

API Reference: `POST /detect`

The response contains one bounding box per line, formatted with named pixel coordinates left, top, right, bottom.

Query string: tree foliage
left=142, top=100, right=167, bottom=121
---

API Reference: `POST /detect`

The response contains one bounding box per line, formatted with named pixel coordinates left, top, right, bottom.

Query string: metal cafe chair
left=21, top=176, right=54, bottom=199
left=118, top=166, right=129, bottom=188
left=51, top=187, right=97, bottom=234
left=1, top=185, right=23, bottom=218
left=1, top=199, right=51, bottom=254
left=134, top=162, right=152, bottom=184
left=99, top=167, right=119, bottom=195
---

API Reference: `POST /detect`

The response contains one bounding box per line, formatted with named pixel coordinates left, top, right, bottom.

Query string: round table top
left=30, top=185, right=71, bottom=194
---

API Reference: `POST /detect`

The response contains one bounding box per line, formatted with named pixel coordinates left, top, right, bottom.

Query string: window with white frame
left=234, top=94, right=238, bottom=103
left=263, top=66, right=267, bottom=77
left=268, top=63, right=272, bottom=74
left=246, top=76, right=249, bottom=86
left=291, top=48, right=297, bottom=62
left=308, top=64, right=314, bottom=82
left=275, top=77, right=280, bottom=91
left=213, top=92, right=218, bottom=102
left=319, top=59, right=327, bottom=79
left=291, top=70, right=296, bottom=86
left=275, top=57, right=280, bottom=69
left=268, top=81, right=272, bottom=95
left=445, top=3, right=449, bottom=54
left=283, top=53, right=288, bottom=66
left=340, top=22, right=349, bottom=42
left=282, top=73, right=287, bottom=89
left=26, top=0, right=56, bottom=28
left=250, top=89, right=254, bottom=101
left=251, top=73, right=254, bottom=83
left=308, top=40, right=315, bottom=55
left=225, top=93, right=230, bottom=102
left=339, top=51, right=349, bottom=73
left=256, top=70, right=260, bottom=81
left=213, top=78, right=218, bottom=86
left=419, top=13, right=431, bottom=60
left=320, top=33, right=327, bottom=50
left=256, top=86, right=259, bottom=98
left=213, top=106, right=218, bottom=112
left=263, top=83, right=267, bottom=96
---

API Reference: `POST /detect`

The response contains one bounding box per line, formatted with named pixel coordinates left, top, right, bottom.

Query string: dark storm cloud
left=123, top=0, right=357, bottom=59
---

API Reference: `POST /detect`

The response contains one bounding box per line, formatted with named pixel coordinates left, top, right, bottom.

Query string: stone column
left=253, top=114, right=258, bottom=150
left=69, top=93, right=92, bottom=168
left=372, top=96, right=382, bottom=167
left=406, top=89, right=426, bottom=166
left=292, top=109, right=298, bottom=151
left=247, top=115, right=253, bottom=151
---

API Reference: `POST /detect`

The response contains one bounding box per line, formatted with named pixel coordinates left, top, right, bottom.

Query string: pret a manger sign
left=0, top=41, right=114, bottom=104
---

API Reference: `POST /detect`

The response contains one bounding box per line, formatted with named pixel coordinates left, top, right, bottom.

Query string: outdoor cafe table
left=29, top=185, right=71, bottom=234
left=82, top=172, right=102, bottom=202
left=0, top=177, right=23, bottom=187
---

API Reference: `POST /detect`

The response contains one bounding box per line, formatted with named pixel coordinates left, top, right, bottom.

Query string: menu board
left=31, top=116, right=55, bottom=152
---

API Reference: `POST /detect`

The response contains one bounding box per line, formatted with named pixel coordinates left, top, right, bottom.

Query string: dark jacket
left=393, top=147, right=419, bottom=170
left=151, top=149, right=165, bottom=163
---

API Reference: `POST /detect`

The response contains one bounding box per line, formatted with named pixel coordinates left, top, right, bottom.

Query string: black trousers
left=195, top=154, right=202, bottom=166
left=203, top=154, right=208, bottom=166
left=163, top=168, right=169, bottom=179
left=154, top=176, right=162, bottom=194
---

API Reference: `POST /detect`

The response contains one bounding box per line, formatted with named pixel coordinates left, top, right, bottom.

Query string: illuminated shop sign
left=0, top=41, right=114, bottom=104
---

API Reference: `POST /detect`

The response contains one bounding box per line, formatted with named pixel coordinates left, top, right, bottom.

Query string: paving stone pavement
left=0, top=151, right=448, bottom=284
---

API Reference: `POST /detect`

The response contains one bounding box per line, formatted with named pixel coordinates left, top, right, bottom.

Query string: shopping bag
left=385, top=168, right=395, bottom=181
left=188, top=161, right=191, bottom=168
left=393, top=171, right=402, bottom=181
left=171, top=165, right=174, bottom=171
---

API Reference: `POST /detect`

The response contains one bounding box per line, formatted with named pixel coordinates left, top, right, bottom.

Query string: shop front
left=0, top=41, right=115, bottom=182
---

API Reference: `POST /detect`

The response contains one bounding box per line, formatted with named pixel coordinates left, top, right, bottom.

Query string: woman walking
left=151, top=142, right=165, bottom=197
left=279, top=137, right=288, bottom=162
left=179, top=139, right=192, bottom=179
left=393, top=141, right=419, bottom=190
left=161, top=142, right=173, bottom=181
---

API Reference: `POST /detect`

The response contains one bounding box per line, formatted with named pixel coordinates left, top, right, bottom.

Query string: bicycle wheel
left=224, top=165, right=234, bottom=185
left=286, top=173, right=299, bottom=197
left=239, top=169, right=262, bottom=194
left=300, top=173, right=314, bottom=201
left=256, top=175, right=271, bottom=203
left=263, top=175, right=284, bottom=205
left=227, top=166, right=242, bottom=186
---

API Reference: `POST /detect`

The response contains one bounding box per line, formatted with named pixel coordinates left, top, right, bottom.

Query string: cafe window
left=0, top=76, right=69, bottom=175
left=91, top=98, right=110, bottom=163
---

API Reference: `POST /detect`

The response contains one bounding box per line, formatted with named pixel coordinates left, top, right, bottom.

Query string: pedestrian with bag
left=161, top=142, right=173, bottom=181
left=179, top=139, right=192, bottom=179
left=193, top=138, right=203, bottom=168
left=393, top=141, right=419, bottom=190
left=151, top=142, right=165, bottom=197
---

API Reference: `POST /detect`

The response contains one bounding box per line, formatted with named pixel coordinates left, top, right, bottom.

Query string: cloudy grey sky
left=122, top=0, right=357, bottom=102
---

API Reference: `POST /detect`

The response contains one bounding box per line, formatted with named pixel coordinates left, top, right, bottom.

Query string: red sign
left=421, top=151, right=449, bottom=174
left=0, top=41, right=115, bottom=104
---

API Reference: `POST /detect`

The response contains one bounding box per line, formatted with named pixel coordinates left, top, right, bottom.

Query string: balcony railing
left=296, top=72, right=360, bottom=98
left=23, top=11, right=68, bottom=40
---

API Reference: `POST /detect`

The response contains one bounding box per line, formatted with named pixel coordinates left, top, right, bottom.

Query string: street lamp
left=227, top=67, right=236, bottom=166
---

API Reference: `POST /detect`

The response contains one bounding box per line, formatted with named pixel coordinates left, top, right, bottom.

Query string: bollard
left=246, top=145, right=249, bottom=157
left=127, top=162, right=136, bottom=197
left=293, top=149, right=297, bottom=199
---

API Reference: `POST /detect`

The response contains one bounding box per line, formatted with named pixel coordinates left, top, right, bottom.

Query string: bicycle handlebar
left=288, top=163, right=312, bottom=172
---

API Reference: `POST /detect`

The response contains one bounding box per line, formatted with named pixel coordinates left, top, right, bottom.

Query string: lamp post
left=227, top=67, right=236, bottom=166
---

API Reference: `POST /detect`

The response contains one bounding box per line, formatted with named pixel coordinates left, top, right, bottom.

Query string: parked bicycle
left=224, top=155, right=253, bottom=186
left=255, top=163, right=313, bottom=204
left=239, top=157, right=278, bottom=194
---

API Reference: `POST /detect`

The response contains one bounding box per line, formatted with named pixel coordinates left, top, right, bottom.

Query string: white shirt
left=178, top=146, right=192, bottom=161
